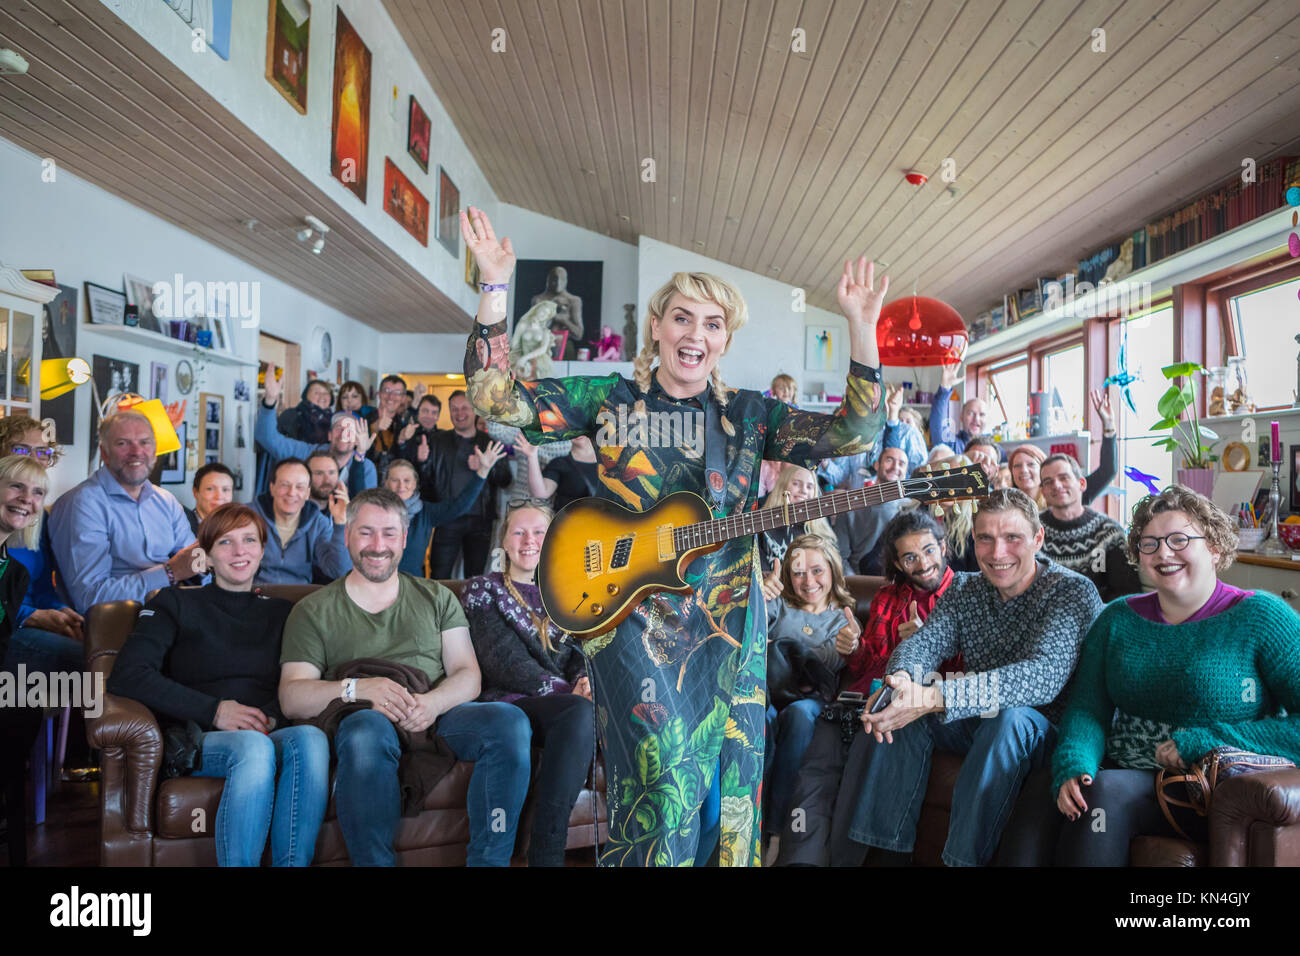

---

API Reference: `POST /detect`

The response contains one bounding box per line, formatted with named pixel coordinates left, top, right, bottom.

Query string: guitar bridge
left=584, top=540, right=603, bottom=579
left=657, top=523, right=676, bottom=562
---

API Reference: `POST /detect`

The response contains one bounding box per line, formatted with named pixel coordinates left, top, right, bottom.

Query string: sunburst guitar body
left=537, top=465, right=989, bottom=638
left=537, top=491, right=718, bottom=637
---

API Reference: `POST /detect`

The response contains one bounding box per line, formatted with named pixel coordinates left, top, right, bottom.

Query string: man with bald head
left=929, top=364, right=987, bottom=455
left=50, top=412, right=201, bottom=613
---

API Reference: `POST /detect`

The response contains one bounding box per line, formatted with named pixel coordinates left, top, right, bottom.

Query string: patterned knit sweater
left=886, top=555, right=1103, bottom=723
left=1040, top=508, right=1144, bottom=602
left=1051, top=592, right=1300, bottom=791
left=461, top=572, right=586, bottom=700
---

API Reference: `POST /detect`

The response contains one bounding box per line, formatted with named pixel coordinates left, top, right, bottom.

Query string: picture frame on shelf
left=1291, top=444, right=1300, bottom=513
left=85, top=282, right=126, bottom=326
left=160, top=421, right=187, bottom=484
left=206, top=314, right=232, bottom=354
left=124, top=274, right=163, bottom=333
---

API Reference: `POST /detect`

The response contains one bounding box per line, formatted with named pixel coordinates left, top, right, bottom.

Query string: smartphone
left=835, top=691, right=865, bottom=705
left=868, top=685, right=894, bottom=715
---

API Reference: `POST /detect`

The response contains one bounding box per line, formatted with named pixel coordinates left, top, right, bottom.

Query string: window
left=1044, top=343, right=1086, bottom=434
left=0, top=308, right=36, bottom=419
left=1116, top=306, right=1174, bottom=492
left=1227, top=276, right=1300, bottom=409
left=985, top=360, right=1028, bottom=439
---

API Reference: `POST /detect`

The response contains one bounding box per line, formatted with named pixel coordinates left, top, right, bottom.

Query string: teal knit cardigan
left=1052, top=591, right=1300, bottom=791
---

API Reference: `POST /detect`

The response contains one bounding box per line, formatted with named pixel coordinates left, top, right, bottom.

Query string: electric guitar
left=537, top=465, right=989, bottom=637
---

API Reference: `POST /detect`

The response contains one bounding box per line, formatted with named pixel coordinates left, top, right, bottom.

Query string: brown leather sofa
left=85, top=575, right=1300, bottom=866
left=84, top=581, right=606, bottom=866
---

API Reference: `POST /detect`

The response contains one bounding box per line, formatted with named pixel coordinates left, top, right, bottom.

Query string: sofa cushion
left=156, top=777, right=226, bottom=839
left=1130, top=835, right=1206, bottom=867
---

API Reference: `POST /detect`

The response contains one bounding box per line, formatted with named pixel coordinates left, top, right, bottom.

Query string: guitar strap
left=704, top=396, right=729, bottom=518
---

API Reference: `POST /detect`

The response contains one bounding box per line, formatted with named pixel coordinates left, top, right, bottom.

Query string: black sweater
left=0, top=547, right=30, bottom=666
left=108, top=585, right=293, bottom=730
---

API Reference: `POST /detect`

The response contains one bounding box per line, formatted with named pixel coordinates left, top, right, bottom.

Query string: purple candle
left=1272, top=421, right=1281, bottom=463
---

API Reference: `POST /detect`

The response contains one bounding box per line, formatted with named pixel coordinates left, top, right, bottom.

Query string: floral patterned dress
left=465, top=319, right=884, bottom=865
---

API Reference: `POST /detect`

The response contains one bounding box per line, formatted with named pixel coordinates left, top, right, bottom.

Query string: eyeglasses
left=8, top=444, right=55, bottom=462
left=1136, top=533, right=1205, bottom=554
left=898, top=545, right=940, bottom=568
left=380, top=387, right=405, bottom=397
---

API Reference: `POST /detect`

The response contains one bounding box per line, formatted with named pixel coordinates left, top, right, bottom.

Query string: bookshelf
left=967, top=205, right=1295, bottom=362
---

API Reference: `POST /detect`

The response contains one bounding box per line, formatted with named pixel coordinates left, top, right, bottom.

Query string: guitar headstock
left=901, top=465, right=990, bottom=503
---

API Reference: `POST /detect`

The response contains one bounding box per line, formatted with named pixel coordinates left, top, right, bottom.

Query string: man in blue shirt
left=254, top=458, right=351, bottom=585
left=928, top=364, right=987, bottom=455
left=49, top=412, right=200, bottom=614
left=257, top=367, right=377, bottom=498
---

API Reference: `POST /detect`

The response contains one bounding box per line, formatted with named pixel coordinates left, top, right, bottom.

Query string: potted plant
left=1151, top=361, right=1220, bottom=496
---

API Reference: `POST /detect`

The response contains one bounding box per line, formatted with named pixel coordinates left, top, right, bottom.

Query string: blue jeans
left=193, top=725, right=330, bottom=867
left=848, top=707, right=1055, bottom=866
left=763, top=699, right=823, bottom=837
left=333, top=702, right=532, bottom=866
left=3, top=625, right=83, bottom=674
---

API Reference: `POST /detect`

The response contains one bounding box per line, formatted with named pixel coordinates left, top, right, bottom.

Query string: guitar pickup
left=610, top=534, right=634, bottom=570
left=657, top=524, right=676, bottom=562
left=584, top=540, right=602, bottom=579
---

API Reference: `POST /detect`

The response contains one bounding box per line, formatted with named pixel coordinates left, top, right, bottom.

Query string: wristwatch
left=341, top=678, right=357, bottom=703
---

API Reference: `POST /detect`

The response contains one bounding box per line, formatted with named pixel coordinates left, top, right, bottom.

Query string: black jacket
left=427, top=430, right=513, bottom=523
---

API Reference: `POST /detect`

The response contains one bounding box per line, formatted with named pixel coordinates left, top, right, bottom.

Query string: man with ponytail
left=460, top=206, right=889, bottom=866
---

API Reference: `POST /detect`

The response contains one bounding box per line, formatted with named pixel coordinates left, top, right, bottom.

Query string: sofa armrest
left=1209, top=768, right=1300, bottom=866
left=87, top=691, right=162, bottom=834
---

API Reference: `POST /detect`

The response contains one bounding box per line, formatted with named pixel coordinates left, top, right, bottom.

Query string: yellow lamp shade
left=40, top=357, right=92, bottom=400
left=117, top=398, right=181, bottom=456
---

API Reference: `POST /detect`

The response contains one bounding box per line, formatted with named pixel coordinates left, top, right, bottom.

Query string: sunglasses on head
left=9, top=444, right=55, bottom=462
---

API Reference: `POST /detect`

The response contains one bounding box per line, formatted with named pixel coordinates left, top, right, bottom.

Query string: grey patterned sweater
left=885, top=555, right=1103, bottom=723
left=1041, top=508, right=1144, bottom=603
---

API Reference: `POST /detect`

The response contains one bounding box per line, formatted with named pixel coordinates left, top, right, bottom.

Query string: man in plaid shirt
left=775, top=509, right=958, bottom=866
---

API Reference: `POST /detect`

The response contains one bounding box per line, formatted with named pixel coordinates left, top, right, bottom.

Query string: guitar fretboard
left=671, top=481, right=907, bottom=552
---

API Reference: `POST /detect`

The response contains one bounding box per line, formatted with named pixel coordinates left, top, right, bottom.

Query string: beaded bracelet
left=479, top=281, right=510, bottom=293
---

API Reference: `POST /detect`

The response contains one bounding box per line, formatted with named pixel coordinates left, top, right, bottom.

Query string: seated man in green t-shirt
left=278, top=488, right=532, bottom=866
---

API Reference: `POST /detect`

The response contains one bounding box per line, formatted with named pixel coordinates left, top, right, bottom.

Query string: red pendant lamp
left=874, top=170, right=968, bottom=366
left=876, top=295, right=967, bottom=366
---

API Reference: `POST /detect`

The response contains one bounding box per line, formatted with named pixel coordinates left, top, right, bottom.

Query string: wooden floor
left=3, top=778, right=598, bottom=867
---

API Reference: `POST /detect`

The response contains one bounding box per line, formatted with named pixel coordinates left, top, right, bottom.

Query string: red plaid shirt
left=842, top=566, right=960, bottom=695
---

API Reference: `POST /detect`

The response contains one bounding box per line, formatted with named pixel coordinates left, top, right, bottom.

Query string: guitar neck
left=672, top=482, right=904, bottom=551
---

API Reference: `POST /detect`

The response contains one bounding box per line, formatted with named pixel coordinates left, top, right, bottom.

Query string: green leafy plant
left=1150, top=362, right=1220, bottom=469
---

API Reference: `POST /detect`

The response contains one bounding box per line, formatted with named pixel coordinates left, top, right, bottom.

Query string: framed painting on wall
left=160, top=422, right=187, bottom=484
left=329, top=7, right=371, bottom=203
left=41, top=283, right=79, bottom=445
left=804, top=326, right=843, bottom=372
left=407, top=95, right=430, bottom=173
left=383, top=158, right=429, bottom=245
left=437, top=167, right=459, bottom=258
left=201, top=392, right=224, bottom=465
left=150, top=361, right=168, bottom=402
left=512, top=259, right=603, bottom=358
left=266, top=0, right=310, bottom=114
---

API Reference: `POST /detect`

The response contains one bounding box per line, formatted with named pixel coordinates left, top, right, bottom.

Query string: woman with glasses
left=461, top=502, right=594, bottom=866
left=0, top=417, right=84, bottom=678
left=383, top=441, right=506, bottom=577
left=1049, top=485, right=1300, bottom=865
left=460, top=206, right=888, bottom=866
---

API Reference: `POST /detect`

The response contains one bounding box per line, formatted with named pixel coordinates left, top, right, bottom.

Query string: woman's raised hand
left=836, top=255, right=889, bottom=328
left=460, top=206, right=516, bottom=284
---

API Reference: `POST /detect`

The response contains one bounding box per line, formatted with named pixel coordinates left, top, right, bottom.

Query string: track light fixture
left=296, top=215, right=331, bottom=255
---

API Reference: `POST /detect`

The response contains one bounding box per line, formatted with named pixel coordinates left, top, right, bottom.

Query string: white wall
left=493, top=203, right=639, bottom=337
left=103, top=0, right=499, bottom=316
left=0, top=139, right=379, bottom=505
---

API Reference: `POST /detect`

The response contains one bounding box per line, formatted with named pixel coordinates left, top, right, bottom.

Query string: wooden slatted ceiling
left=385, top=0, right=1300, bottom=320
left=0, top=0, right=467, bottom=334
